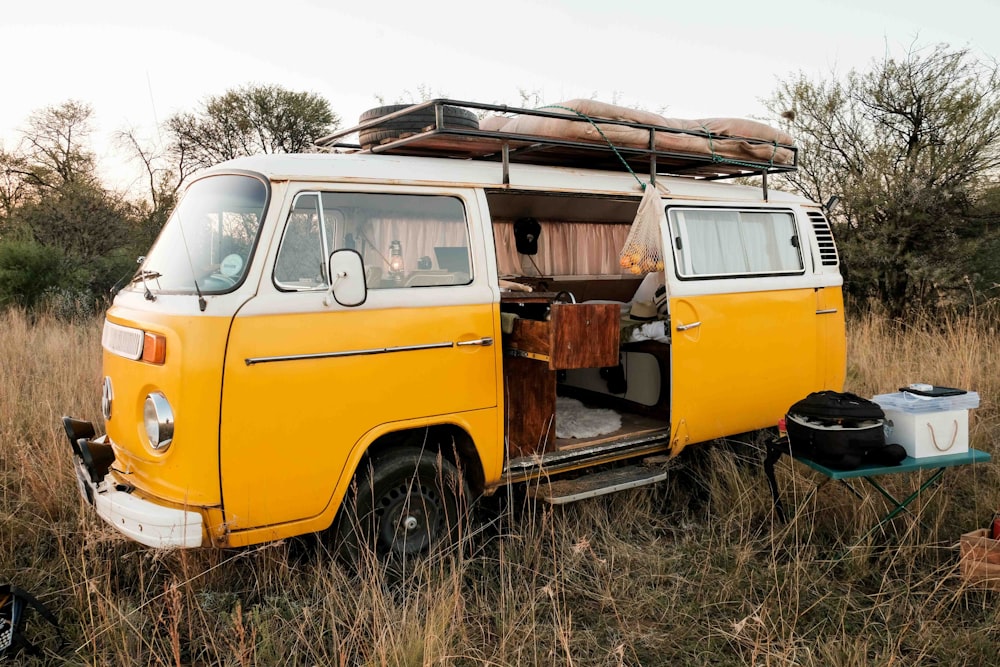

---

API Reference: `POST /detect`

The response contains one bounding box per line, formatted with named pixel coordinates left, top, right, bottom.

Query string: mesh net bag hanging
left=619, top=184, right=666, bottom=275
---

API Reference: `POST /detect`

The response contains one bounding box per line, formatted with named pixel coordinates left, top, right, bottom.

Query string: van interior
left=486, top=189, right=673, bottom=464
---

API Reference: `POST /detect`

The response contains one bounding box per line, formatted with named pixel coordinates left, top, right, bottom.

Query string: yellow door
left=219, top=188, right=499, bottom=534
left=663, top=206, right=824, bottom=452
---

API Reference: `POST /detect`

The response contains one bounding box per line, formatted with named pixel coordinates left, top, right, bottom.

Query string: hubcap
left=375, top=481, right=442, bottom=556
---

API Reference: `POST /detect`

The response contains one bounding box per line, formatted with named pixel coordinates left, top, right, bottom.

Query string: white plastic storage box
left=872, top=391, right=979, bottom=458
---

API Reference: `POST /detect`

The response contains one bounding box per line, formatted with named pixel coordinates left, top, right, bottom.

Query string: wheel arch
left=324, top=419, right=486, bottom=533
left=361, top=423, right=485, bottom=495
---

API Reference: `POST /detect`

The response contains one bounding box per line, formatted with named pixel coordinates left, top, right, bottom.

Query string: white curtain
left=494, top=221, right=632, bottom=276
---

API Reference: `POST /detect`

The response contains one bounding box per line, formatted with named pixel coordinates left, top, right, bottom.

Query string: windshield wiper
left=129, top=269, right=162, bottom=285
left=130, top=268, right=161, bottom=302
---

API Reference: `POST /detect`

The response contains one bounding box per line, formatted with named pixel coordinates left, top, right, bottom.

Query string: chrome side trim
left=816, top=308, right=838, bottom=315
left=245, top=341, right=455, bottom=366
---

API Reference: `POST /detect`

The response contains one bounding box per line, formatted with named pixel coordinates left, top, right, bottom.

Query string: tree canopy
left=5, top=69, right=1000, bottom=318
left=764, top=44, right=1000, bottom=313
left=0, top=86, right=342, bottom=314
left=165, top=84, right=340, bottom=179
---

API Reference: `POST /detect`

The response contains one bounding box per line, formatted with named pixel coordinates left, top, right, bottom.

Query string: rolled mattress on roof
left=486, top=98, right=796, bottom=166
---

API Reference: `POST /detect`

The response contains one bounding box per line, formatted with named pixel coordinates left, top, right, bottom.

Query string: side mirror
left=325, top=249, right=367, bottom=307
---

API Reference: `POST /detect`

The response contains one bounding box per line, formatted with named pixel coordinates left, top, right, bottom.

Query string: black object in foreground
left=0, top=583, right=65, bottom=658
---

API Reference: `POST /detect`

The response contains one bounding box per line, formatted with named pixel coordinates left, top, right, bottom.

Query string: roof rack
left=315, top=99, right=796, bottom=196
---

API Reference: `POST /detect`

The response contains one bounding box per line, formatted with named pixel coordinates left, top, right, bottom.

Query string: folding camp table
left=764, top=440, right=991, bottom=538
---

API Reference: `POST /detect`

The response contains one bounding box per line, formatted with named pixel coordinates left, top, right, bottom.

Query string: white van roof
left=204, top=152, right=815, bottom=206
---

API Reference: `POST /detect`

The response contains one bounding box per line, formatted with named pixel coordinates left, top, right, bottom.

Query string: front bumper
left=63, top=417, right=204, bottom=548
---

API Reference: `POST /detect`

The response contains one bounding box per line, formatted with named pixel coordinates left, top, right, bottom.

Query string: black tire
left=335, top=448, right=470, bottom=577
left=357, top=104, right=479, bottom=149
left=357, top=127, right=427, bottom=147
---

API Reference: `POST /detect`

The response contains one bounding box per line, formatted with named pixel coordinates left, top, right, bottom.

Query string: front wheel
left=336, top=448, right=469, bottom=576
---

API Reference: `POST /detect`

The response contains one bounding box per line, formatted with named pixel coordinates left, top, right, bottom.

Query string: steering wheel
left=208, top=273, right=236, bottom=287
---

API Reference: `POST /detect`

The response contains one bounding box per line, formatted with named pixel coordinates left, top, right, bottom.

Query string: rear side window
left=668, top=208, right=803, bottom=278
left=274, top=192, right=471, bottom=291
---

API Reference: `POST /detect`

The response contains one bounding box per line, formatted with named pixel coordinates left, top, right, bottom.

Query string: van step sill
left=505, top=428, right=671, bottom=480
left=529, top=463, right=670, bottom=504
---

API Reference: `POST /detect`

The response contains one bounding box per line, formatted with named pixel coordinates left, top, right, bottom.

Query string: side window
left=323, top=192, right=471, bottom=289
left=669, top=208, right=803, bottom=278
left=274, top=191, right=471, bottom=291
left=274, top=193, right=328, bottom=290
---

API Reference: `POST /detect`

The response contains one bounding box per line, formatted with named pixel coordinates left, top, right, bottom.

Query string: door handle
left=676, top=321, right=701, bottom=332
left=456, top=337, right=494, bottom=347
left=815, top=309, right=838, bottom=315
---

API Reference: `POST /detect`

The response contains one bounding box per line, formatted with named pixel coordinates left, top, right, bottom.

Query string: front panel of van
left=99, top=173, right=274, bottom=532
left=103, top=303, right=231, bottom=507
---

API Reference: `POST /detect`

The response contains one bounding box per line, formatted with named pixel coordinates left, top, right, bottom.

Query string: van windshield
left=133, top=174, right=269, bottom=295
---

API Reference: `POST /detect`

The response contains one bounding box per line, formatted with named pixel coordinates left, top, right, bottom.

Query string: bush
left=0, top=238, right=63, bottom=309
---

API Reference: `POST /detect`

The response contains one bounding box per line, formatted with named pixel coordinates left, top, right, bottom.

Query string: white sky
left=2, top=0, right=997, bottom=194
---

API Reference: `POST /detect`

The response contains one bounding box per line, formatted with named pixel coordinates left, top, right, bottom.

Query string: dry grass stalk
left=1, top=306, right=998, bottom=665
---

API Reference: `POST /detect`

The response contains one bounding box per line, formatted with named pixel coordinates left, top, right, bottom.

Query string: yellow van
left=63, top=100, right=845, bottom=563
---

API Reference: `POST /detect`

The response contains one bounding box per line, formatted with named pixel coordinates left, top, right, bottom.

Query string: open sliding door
left=662, top=206, right=821, bottom=453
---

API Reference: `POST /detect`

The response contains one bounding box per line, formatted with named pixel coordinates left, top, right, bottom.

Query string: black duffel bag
left=785, top=391, right=906, bottom=470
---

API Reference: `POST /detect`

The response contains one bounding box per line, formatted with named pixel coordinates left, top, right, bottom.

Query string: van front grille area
left=102, top=321, right=144, bottom=360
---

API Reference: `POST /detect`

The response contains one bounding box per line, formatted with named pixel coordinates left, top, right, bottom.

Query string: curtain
left=494, top=221, right=631, bottom=276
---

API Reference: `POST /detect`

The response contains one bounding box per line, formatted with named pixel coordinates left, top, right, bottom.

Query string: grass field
left=2, top=308, right=998, bottom=666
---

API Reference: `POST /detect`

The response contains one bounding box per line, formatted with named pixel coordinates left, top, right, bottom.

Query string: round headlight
left=143, top=392, right=174, bottom=451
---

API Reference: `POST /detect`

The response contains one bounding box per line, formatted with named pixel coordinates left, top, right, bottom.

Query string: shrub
left=0, top=238, right=63, bottom=309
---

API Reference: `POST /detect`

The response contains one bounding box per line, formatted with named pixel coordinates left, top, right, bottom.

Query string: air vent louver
left=807, top=211, right=839, bottom=267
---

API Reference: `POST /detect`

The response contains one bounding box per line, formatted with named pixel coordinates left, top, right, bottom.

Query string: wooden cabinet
left=505, top=302, right=620, bottom=370
left=502, top=301, right=621, bottom=456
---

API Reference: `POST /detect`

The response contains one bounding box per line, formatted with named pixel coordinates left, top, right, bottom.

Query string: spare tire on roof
left=357, top=104, right=479, bottom=149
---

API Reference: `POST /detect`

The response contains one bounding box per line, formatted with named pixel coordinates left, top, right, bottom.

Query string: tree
left=13, top=179, right=134, bottom=261
left=165, top=84, right=340, bottom=176
left=764, top=44, right=1000, bottom=315
left=116, top=128, right=180, bottom=253
left=962, top=180, right=1000, bottom=298
left=0, top=148, right=32, bottom=221
left=14, top=101, right=98, bottom=190
left=0, top=101, right=147, bottom=313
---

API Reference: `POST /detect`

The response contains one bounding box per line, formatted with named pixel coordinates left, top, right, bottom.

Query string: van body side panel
left=219, top=300, right=498, bottom=531
left=668, top=288, right=818, bottom=449
left=103, top=305, right=230, bottom=507
left=816, top=286, right=847, bottom=390
left=221, top=406, right=500, bottom=547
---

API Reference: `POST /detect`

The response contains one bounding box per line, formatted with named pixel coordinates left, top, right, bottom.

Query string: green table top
left=793, top=448, right=992, bottom=480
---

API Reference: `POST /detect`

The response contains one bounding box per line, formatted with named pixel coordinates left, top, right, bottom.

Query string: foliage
left=0, top=102, right=148, bottom=314
left=0, top=238, right=63, bottom=308
left=962, top=181, right=1000, bottom=298
left=165, top=84, right=341, bottom=178
left=765, top=44, right=1000, bottom=315
left=0, top=87, right=340, bottom=316
left=12, top=179, right=135, bottom=260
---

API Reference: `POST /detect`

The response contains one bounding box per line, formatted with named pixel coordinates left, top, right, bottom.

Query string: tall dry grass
left=1, top=307, right=999, bottom=666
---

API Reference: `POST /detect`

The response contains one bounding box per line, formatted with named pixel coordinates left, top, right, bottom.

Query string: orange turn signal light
left=142, top=332, right=167, bottom=364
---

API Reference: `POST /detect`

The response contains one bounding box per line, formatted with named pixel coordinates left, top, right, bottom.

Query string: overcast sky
left=2, top=0, right=997, bottom=193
